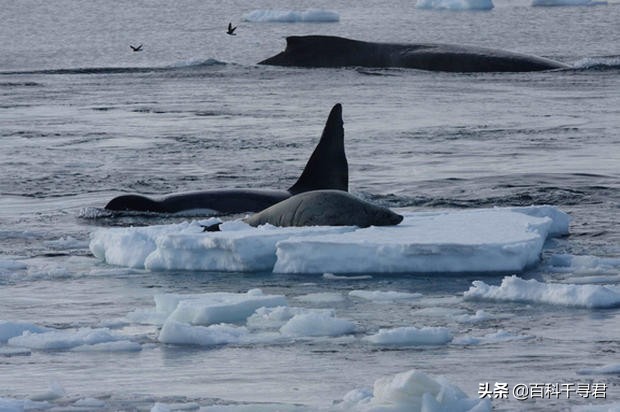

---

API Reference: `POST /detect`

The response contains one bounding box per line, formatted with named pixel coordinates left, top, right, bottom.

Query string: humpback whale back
left=259, top=35, right=569, bottom=72
left=288, top=103, right=348, bottom=195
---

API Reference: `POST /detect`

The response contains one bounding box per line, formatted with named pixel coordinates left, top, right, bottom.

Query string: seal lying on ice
left=244, top=190, right=403, bottom=228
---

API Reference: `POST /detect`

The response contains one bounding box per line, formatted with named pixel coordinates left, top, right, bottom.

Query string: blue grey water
left=0, top=0, right=619, bottom=410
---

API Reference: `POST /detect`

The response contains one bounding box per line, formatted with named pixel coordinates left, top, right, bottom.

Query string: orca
left=259, top=35, right=569, bottom=72
left=104, top=104, right=348, bottom=214
left=244, top=190, right=403, bottom=228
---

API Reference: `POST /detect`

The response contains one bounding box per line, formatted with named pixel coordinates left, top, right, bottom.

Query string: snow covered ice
left=464, top=275, right=620, bottom=308
left=242, top=9, right=340, bottom=23
left=337, top=369, right=491, bottom=412
left=416, top=0, right=494, bottom=10
left=90, top=206, right=569, bottom=274
left=532, top=0, right=607, bottom=6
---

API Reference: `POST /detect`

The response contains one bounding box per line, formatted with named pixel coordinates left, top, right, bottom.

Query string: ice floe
left=453, top=330, right=532, bottom=345
left=90, top=206, right=569, bottom=274
left=416, top=0, right=494, bottom=10
left=337, top=369, right=491, bottom=411
left=532, top=0, right=606, bottom=6
left=464, top=275, right=620, bottom=309
left=280, top=311, right=356, bottom=337
left=453, top=309, right=495, bottom=323
left=153, top=289, right=287, bottom=326
left=294, top=292, right=346, bottom=303
left=363, top=326, right=453, bottom=346
left=242, top=9, right=340, bottom=23
left=0, top=321, right=50, bottom=342
left=545, top=254, right=620, bottom=284
left=158, top=321, right=250, bottom=346
left=7, top=326, right=138, bottom=351
left=349, top=290, right=423, bottom=302
left=0, top=259, right=27, bottom=272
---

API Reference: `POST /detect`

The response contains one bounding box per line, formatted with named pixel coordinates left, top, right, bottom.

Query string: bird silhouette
left=226, top=22, right=237, bottom=36
left=130, top=44, right=143, bottom=52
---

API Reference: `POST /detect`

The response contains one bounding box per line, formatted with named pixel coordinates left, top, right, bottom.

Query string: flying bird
left=130, top=44, right=143, bottom=52
left=226, top=22, right=237, bottom=36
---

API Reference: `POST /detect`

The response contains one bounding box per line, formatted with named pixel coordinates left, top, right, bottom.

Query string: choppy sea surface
left=1, top=0, right=619, bottom=410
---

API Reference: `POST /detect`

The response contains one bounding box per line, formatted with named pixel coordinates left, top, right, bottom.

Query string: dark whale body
left=105, top=104, right=348, bottom=214
left=259, top=35, right=569, bottom=72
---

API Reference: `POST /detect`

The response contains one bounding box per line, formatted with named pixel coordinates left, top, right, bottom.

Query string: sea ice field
left=1, top=0, right=619, bottom=411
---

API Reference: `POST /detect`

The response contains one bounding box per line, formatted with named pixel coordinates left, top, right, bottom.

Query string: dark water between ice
left=0, top=0, right=619, bottom=410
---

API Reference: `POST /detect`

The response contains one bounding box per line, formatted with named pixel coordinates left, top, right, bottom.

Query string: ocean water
left=1, top=0, right=619, bottom=410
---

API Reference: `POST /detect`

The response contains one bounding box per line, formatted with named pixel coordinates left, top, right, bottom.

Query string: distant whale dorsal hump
left=288, top=103, right=348, bottom=195
left=260, top=35, right=568, bottom=72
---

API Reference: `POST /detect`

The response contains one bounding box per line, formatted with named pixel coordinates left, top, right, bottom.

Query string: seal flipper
left=288, top=103, right=348, bottom=195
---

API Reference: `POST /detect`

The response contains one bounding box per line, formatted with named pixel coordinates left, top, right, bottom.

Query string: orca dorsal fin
left=288, top=103, right=348, bottom=195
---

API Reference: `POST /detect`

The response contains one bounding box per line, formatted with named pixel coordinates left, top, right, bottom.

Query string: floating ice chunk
left=75, top=397, right=107, bottom=408
left=156, top=289, right=287, bottom=326
left=246, top=306, right=332, bottom=330
left=90, top=206, right=568, bottom=274
left=0, top=346, right=31, bottom=356
left=151, top=402, right=172, bottom=412
left=453, top=329, right=532, bottom=345
left=90, top=221, right=203, bottom=269
left=72, top=340, right=142, bottom=352
left=7, top=327, right=131, bottom=350
left=0, top=397, right=50, bottom=411
left=294, top=292, right=345, bottom=303
left=0, top=259, right=27, bottom=272
left=532, top=0, right=606, bottom=6
left=337, top=369, right=491, bottom=411
left=280, top=312, right=355, bottom=337
left=416, top=0, right=494, bottom=10
left=0, top=320, right=49, bottom=342
left=547, top=254, right=620, bottom=277
left=125, top=308, right=170, bottom=325
left=145, top=224, right=352, bottom=272
left=364, top=326, right=453, bottom=346
left=464, top=275, right=620, bottom=308
left=454, top=309, right=495, bottom=323
left=29, top=381, right=65, bottom=401
left=242, top=9, right=340, bottom=23
left=90, top=220, right=352, bottom=271
left=275, top=207, right=564, bottom=274
left=158, top=320, right=249, bottom=346
left=577, top=363, right=620, bottom=375
left=349, top=290, right=423, bottom=302
left=247, top=306, right=300, bottom=329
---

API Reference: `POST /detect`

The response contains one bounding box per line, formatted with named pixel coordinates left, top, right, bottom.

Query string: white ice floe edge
left=90, top=205, right=570, bottom=274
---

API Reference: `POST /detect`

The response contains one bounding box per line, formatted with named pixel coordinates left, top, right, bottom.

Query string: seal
left=244, top=190, right=404, bottom=228
left=104, top=104, right=348, bottom=214
left=259, top=35, right=569, bottom=72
